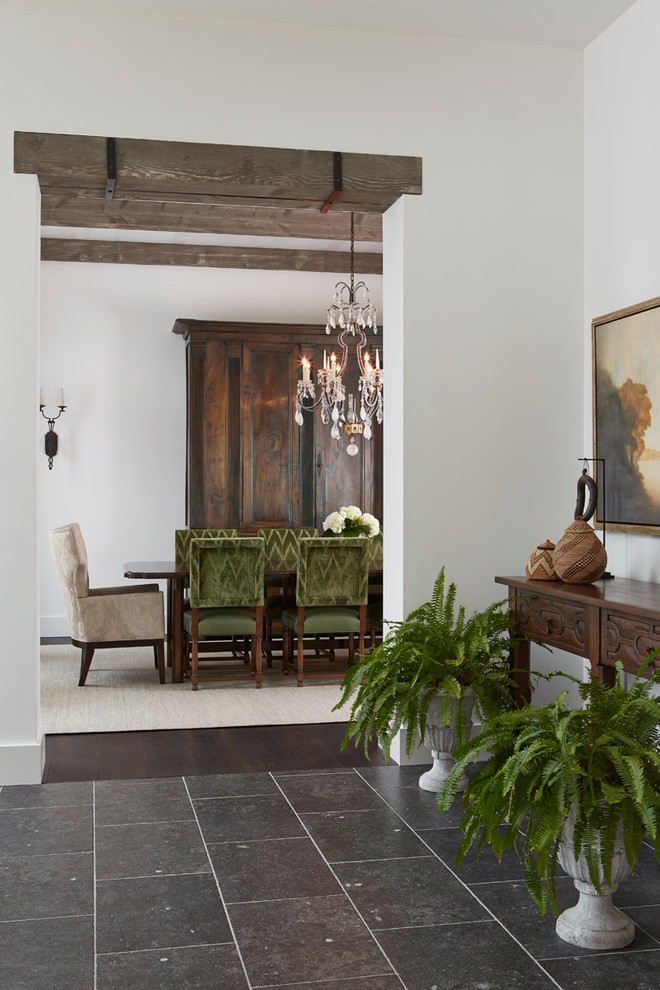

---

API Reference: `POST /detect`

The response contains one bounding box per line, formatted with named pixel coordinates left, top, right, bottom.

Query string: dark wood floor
left=42, top=723, right=388, bottom=783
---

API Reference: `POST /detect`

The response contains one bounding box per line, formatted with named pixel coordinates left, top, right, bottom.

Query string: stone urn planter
left=556, top=808, right=635, bottom=950
left=418, top=691, right=474, bottom=792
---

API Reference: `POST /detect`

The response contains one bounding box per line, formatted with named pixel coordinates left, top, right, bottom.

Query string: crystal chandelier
left=295, top=212, right=383, bottom=456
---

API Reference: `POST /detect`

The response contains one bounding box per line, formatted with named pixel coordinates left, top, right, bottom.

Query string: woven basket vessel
left=553, top=521, right=607, bottom=584
left=525, top=539, right=557, bottom=580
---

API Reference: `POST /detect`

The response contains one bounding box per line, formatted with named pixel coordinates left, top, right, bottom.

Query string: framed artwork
left=592, top=295, right=660, bottom=535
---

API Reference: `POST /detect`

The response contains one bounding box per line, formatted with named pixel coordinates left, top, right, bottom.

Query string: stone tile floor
left=0, top=764, right=658, bottom=989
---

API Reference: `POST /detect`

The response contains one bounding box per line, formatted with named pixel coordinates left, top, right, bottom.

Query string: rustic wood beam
left=41, top=238, right=383, bottom=274
left=39, top=185, right=388, bottom=214
left=39, top=195, right=383, bottom=241
left=16, top=132, right=421, bottom=210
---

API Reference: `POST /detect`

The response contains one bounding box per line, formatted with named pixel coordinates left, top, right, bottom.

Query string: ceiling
left=27, top=1, right=638, bottom=272
left=85, top=0, right=638, bottom=50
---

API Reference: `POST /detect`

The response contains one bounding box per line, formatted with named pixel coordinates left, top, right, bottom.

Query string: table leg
left=171, top=576, right=184, bottom=683
left=511, top=638, right=531, bottom=705
left=166, top=578, right=173, bottom=668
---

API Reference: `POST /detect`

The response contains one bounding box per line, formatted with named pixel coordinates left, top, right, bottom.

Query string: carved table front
left=495, top=575, right=660, bottom=702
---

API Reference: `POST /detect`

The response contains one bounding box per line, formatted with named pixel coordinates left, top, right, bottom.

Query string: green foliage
left=333, top=567, right=518, bottom=761
left=437, top=661, right=660, bottom=916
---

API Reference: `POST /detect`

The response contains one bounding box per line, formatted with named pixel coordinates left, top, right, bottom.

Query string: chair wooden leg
left=296, top=609, right=305, bottom=687
left=78, top=643, right=95, bottom=686
left=348, top=633, right=355, bottom=663
left=191, top=609, right=199, bottom=690
left=358, top=605, right=366, bottom=662
left=255, top=606, right=263, bottom=688
left=264, top=610, right=273, bottom=667
left=155, top=641, right=165, bottom=684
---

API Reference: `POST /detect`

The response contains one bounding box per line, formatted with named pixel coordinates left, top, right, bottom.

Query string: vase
left=553, top=520, right=607, bottom=584
left=556, top=808, right=635, bottom=950
left=418, top=691, right=474, bottom=792
left=525, top=539, right=557, bottom=580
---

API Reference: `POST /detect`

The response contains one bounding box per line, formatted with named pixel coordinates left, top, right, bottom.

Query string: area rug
left=40, top=644, right=351, bottom=734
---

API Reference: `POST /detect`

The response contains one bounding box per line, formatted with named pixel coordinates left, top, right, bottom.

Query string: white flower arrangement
left=322, top=505, right=380, bottom=538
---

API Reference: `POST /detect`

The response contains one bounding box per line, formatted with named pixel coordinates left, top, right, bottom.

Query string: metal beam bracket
left=105, top=137, right=116, bottom=201
left=320, top=152, right=342, bottom=213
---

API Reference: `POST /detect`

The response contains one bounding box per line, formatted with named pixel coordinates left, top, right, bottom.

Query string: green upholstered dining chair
left=183, top=537, right=265, bottom=690
left=258, top=527, right=318, bottom=661
left=257, top=527, right=319, bottom=572
left=281, top=536, right=369, bottom=686
left=363, top=532, right=384, bottom=647
left=175, top=528, right=238, bottom=571
left=175, top=528, right=239, bottom=624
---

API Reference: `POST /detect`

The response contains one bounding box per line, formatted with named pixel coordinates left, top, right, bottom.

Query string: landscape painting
left=593, top=296, right=660, bottom=535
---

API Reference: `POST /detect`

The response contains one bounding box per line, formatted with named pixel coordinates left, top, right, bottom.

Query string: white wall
left=585, top=0, right=660, bottom=585
left=1, top=0, right=584, bottom=781
left=39, top=261, right=382, bottom=634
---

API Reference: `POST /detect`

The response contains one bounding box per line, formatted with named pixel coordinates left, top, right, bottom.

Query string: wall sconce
left=40, top=388, right=67, bottom=470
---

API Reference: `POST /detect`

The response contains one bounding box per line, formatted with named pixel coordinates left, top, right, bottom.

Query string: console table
left=495, top=575, right=660, bottom=701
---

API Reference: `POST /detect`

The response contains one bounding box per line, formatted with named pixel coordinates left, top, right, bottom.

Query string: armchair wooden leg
left=155, top=641, right=165, bottom=684
left=348, top=633, right=355, bottom=663
left=78, top=643, right=95, bottom=686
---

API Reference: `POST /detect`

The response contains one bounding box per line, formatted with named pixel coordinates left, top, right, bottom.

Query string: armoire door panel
left=200, top=339, right=229, bottom=527
left=315, top=434, right=375, bottom=525
left=187, top=339, right=228, bottom=527
left=241, top=342, right=300, bottom=531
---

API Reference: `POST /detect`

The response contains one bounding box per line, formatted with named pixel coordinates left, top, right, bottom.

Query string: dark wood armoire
left=173, top=319, right=383, bottom=532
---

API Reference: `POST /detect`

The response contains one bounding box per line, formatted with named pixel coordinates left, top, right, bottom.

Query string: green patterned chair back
left=296, top=537, right=369, bottom=607
left=363, top=532, right=383, bottom=569
left=257, top=528, right=318, bottom=570
left=175, top=528, right=238, bottom=570
left=189, top=538, right=265, bottom=609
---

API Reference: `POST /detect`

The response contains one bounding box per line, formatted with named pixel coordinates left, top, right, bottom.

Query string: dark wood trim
left=173, top=319, right=337, bottom=341
left=41, top=238, right=383, bottom=274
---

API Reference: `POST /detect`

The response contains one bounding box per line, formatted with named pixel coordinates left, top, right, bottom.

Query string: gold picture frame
left=592, top=295, right=660, bottom=536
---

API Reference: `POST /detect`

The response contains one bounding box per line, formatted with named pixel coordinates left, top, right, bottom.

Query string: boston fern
left=334, top=567, right=518, bottom=760
left=437, top=661, right=660, bottom=916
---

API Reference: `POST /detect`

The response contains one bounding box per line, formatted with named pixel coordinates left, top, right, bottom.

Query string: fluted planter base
left=556, top=879, right=635, bottom=950
left=418, top=691, right=473, bottom=793
left=556, top=808, right=634, bottom=950
left=418, top=753, right=468, bottom=793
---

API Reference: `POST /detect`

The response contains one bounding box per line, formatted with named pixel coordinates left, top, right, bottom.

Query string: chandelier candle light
left=295, top=212, right=383, bottom=457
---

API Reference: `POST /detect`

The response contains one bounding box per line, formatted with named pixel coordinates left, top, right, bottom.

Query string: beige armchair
left=49, top=522, right=165, bottom=686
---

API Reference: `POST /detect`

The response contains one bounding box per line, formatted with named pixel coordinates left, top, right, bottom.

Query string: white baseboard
left=387, top=728, right=432, bottom=766
left=0, top=738, right=45, bottom=785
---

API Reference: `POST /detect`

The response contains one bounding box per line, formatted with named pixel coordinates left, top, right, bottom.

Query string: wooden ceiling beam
left=38, top=185, right=388, bottom=214
left=39, top=195, right=383, bottom=241
left=41, top=238, right=383, bottom=275
left=16, top=131, right=421, bottom=210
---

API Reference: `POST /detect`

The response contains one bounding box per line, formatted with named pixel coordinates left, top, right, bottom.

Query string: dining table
left=124, top=559, right=382, bottom=683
